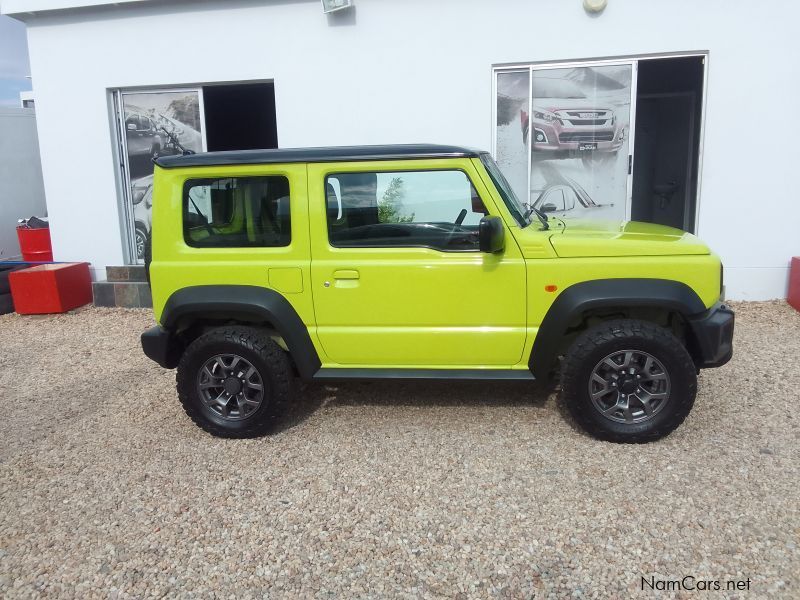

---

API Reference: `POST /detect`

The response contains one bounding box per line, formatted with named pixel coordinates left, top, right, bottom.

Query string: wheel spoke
left=235, top=394, right=249, bottom=414
left=645, top=372, right=668, bottom=382
left=637, top=394, right=654, bottom=416
left=203, top=365, right=221, bottom=381
left=621, top=351, right=633, bottom=368
left=642, top=356, right=653, bottom=377
left=229, top=356, right=242, bottom=374
left=603, top=357, right=621, bottom=371
left=613, top=397, right=634, bottom=422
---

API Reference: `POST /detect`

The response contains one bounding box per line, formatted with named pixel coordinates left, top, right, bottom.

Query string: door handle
left=333, top=269, right=360, bottom=280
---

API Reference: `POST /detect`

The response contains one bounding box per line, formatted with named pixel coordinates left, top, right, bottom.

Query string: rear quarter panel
left=149, top=164, right=315, bottom=331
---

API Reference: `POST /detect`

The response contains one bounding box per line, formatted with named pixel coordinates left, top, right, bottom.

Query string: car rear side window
left=183, top=176, right=291, bottom=248
left=324, top=170, right=487, bottom=251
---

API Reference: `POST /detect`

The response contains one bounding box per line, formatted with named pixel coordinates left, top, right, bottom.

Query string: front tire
left=560, top=319, right=697, bottom=443
left=176, top=327, right=292, bottom=438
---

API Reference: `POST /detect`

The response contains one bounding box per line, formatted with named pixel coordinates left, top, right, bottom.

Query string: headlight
left=533, top=110, right=559, bottom=123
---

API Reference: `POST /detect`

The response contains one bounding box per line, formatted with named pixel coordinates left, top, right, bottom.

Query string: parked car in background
left=131, top=175, right=153, bottom=260
left=124, top=108, right=163, bottom=161
left=521, top=77, right=625, bottom=159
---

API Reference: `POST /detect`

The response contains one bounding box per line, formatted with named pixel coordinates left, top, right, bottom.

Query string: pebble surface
left=0, top=301, right=797, bottom=598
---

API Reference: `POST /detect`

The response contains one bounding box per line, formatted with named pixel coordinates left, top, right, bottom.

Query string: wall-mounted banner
left=119, top=90, right=204, bottom=261
left=496, top=64, right=633, bottom=223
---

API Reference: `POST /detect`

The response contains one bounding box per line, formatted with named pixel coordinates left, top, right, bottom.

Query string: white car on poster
left=131, top=175, right=153, bottom=260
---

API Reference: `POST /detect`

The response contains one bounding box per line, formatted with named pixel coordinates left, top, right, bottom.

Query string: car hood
left=532, top=98, right=614, bottom=113
left=545, top=219, right=710, bottom=258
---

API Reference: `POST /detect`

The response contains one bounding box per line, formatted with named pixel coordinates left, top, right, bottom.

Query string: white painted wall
left=6, top=0, right=799, bottom=297
left=0, top=107, right=47, bottom=260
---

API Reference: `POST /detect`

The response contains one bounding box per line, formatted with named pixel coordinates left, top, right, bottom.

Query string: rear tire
left=176, top=326, right=293, bottom=438
left=560, top=319, right=697, bottom=443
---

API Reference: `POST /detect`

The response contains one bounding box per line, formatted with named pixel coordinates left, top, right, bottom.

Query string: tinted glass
left=325, top=170, right=486, bottom=251
left=183, top=176, right=290, bottom=247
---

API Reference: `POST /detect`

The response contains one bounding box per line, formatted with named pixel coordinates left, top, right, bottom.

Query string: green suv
left=141, top=144, right=733, bottom=442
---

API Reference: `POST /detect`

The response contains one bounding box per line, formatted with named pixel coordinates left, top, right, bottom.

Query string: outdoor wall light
left=583, top=0, right=607, bottom=13
left=322, top=0, right=353, bottom=13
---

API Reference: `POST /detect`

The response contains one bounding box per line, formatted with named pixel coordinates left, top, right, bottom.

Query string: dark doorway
left=631, top=56, right=704, bottom=232
left=202, top=82, right=278, bottom=151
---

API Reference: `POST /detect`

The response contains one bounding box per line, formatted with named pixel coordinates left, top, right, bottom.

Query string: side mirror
left=541, top=203, right=558, bottom=213
left=478, top=216, right=505, bottom=253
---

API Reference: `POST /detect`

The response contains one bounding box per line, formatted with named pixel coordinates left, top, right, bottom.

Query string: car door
left=308, top=158, right=527, bottom=367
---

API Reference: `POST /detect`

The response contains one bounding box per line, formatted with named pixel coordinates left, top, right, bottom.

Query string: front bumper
left=687, top=302, right=735, bottom=368
left=532, top=121, right=623, bottom=152
left=141, top=325, right=183, bottom=369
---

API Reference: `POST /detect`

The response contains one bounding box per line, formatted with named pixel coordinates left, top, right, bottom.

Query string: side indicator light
left=544, top=285, right=558, bottom=293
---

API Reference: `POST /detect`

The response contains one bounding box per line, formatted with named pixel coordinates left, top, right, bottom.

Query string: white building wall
left=11, top=0, right=800, bottom=298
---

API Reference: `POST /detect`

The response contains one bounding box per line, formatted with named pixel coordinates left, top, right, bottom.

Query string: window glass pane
left=326, top=170, right=486, bottom=251
left=183, top=176, right=291, bottom=247
left=530, top=65, right=632, bottom=220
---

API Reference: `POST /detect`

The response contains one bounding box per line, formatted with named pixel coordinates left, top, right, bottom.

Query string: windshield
left=534, top=77, right=585, bottom=99
left=480, top=154, right=531, bottom=227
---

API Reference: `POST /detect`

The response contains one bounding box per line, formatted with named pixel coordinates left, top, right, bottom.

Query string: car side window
left=562, top=187, right=577, bottom=210
left=324, top=170, right=488, bottom=251
left=545, top=189, right=567, bottom=212
left=183, top=176, right=291, bottom=248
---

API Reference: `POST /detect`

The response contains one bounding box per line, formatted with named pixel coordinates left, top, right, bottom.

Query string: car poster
left=120, top=90, right=205, bottom=261
left=495, top=65, right=633, bottom=223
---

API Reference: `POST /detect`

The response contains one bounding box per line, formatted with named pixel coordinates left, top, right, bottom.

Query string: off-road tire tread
left=176, top=326, right=292, bottom=438
left=560, top=319, right=697, bottom=443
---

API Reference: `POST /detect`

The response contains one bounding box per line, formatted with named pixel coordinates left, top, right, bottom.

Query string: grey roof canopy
left=154, top=144, right=484, bottom=169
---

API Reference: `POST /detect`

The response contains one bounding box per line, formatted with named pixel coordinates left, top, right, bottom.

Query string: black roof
left=154, top=144, right=484, bottom=169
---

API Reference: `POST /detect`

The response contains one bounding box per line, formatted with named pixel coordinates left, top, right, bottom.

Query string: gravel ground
left=0, top=302, right=798, bottom=599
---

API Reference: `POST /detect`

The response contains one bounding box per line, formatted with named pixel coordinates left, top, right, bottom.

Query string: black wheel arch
left=529, top=278, right=707, bottom=380
left=161, top=285, right=321, bottom=379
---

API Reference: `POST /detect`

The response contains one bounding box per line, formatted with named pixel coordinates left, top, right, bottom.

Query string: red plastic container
left=8, top=263, right=92, bottom=314
left=789, top=257, right=800, bottom=313
left=16, top=226, right=53, bottom=262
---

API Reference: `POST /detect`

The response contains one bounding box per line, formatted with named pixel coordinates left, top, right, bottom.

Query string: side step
left=314, top=368, right=535, bottom=381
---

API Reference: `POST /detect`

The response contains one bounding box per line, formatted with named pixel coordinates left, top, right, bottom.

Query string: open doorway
left=631, top=56, right=704, bottom=232
left=112, top=81, right=279, bottom=264
left=202, top=82, right=278, bottom=151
